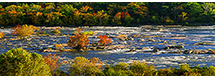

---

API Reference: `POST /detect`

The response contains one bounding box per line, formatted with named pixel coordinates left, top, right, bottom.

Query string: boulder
left=148, top=39, right=156, bottom=42
left=184, top=50, right=208, bottom=54
left=164, top=45, right=184, bottom=50
left=126, top=48, right=136, bottom=52
left=153, top=48, right=159, bottom=52
left=194, top=42, right=215, bottom=45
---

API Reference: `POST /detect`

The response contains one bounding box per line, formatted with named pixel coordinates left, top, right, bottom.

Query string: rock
left=117, top=35, right=127, bottom=38
left=163, top=41, right=168, bottom=44
left=175, top=45, right=184, bottom=49
left=184, top=50, right=192, bottom=54
left=43, top=49, right=60, bottom=52
left=208, top=49, right=215, bottom=54
left=167, top=37, right=188, bottom=39
left=92, top=43, right=97, bottom=47
left=33, top=44, right=38, bottom=47
left=97, top=46, right=105, bottom=49
left=184, top=50, right=207, bottom=54
left=171, top=35, right=187, bottom=37
left=130, top=48, right=136, bottom=51
left=142, top=47, right=149, bottom=50
left=91, top=47, right=97, bottom=50
left=79, top=49, right=84, bottom=52
left=127, top=48, right=136, bottom=52
left=106, top=45, right=126, bottom=50
left=150, top=28, right=162, bottom=31
left=153, top=48, right=159, bottom=52
left=128, top=37, right=134, bottom=40
left=47, top=45, right=54, bottom=48
left=144, top=35, right=151, bottom=38
left=119, top=37, right=126, bottom=41
left=148, top=39, right=156, bottom=42
left=6, top=43, right=12, bottom=46
left=140, top=25, right=153, bottom=28
left=164, top=25, right=182, bottom=28
left=132, top=34, right=142, bottom=38
left=61, top=43, right=68, bottom=47
left=121, top=41, right=127, bottom=45
left=135, top=46, right=141, bottom=49
left=194, top=42, right=215, bottom=45
left=48, top=34, right=51, bottom=37
left=40, top=44, right=48, bottom=46
left=165, top=45, right=184, bottom=49
left=63, top=49, right=76, bottom=52
left=192, top=50, right=201, bottom=54
left=142, top=28, right=150, bottom=32
left=106, top=33, right=111, bottom=35
left=164, top=46, right=169, bottom=50
left=138, top=39, right=145, bottom=42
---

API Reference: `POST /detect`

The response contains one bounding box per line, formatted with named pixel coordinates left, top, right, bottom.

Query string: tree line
left=0, top=2, right=215, bottom=26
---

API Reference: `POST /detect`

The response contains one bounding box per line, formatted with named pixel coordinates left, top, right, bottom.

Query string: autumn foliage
left=11, top=24, right=38, bottom=37
left=90, top=57, right=103, bottom=70
left=98, top=35, right=112, bottom=45
left=67, top=28, right=89, bottom=50
left=70, top=57, right=104, bottom=76
left=0, top=32, right=5, bottom=38
left=44, top=54, right=61, bottom=72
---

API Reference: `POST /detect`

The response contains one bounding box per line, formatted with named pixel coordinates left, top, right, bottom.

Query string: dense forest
left=0, top=2, right=215, bottom=26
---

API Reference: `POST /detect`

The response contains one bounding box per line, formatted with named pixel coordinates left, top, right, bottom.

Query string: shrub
left=44, top=54, right=69, bottom=76
left=157, top=67, right=175, bottom=76
left=82, top=30, right=95, bottom=36
left=55, top=44, right=64, bottom=50
left=0, top=32, right=5, bottom=38
left=172, top=64, right=193, bottom=76
left=11, top=24, right=38, bottom=37
left=200, top=66, right=215, bottom=76
left=130, top=61, right=155, bottom=76
left=103, top=62, right=134, bottom=76
left=69, top=57, right=104, bottom=76
left=97, top=35, right=112, bottom=45
left=44, top=54, right=61, bottom=73
left=0, top=48, right=51, bottom=76
left=67, top=28, right=89, bottom=50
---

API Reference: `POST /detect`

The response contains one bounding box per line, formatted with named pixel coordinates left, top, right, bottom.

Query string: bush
left=0, top=32, right=5, bottom=38
left=200, top=66, right=215, bottom=76
left=172, top=64, right=194, bottom=76
left=12, top=24, right=38, bottom=37
left=156, top=67, right=175, bottom=76
left=67, top=28, right=89, bottom=50
left=0, top=48, right=51, bottom=76
left=44, top=54, right=61, bottom=75
left=69, top=57, right=104, bottom=76
left=130, top=61, right=155, bottom=76
left=97, top=35, right=112, bottom=45
left=103, top=63, right=134, bottom=76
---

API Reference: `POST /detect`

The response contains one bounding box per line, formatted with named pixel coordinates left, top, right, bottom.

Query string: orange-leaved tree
left=97, top=35, right=112, bottom=45
left=67, top=28, right=89, bottom=50
left=11, top=24, right=39, bottom=37
left=44, top=54, right=61, bottom=73
left=0, top=32, right=5, bottom=38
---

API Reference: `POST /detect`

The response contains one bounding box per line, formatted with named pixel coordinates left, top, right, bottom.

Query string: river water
left=1, top=26, right=215, bottom=70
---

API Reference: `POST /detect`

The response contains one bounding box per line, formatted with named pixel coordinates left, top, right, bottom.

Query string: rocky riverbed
left=1, top=25, right=215, bottom=69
